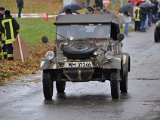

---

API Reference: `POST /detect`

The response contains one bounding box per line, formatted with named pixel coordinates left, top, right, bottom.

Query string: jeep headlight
left=45, top=51, right=55, bottom=60
left=105, top=51, right=114, bottom=60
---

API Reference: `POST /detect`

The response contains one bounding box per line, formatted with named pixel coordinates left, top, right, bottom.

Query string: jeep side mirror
left=117, top=33, right=124, bottom=41
left=41, top=36, right=48, bottom=43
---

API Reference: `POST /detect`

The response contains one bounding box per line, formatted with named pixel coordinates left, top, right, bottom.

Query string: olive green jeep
left=40, top=13, right=130, bottom=99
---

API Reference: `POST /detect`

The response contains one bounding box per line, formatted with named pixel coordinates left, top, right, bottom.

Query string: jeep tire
left=63, top=41, right=96, bottom=59
left=110, top=71, right=120, bottom=99
left=154, top=26, right=160, bottom=43
left=120, top=72, right=128, bottom=93
left=56, top=81, right=66, bottom=94
left=42, top=70, right=53, bottom=100
left=120, top=53, right=130, bottom=93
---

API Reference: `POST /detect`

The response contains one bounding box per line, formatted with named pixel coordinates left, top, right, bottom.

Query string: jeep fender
left=40, top=59, right=57, bottom=70
left=121, top=53, right=130, bottom=76
left=103, top=55, right=122, bottom=69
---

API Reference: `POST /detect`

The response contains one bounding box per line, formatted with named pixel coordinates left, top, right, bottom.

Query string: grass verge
left=17, top=18, right=56, bottom=48
left=0, top=0, right=62, bottom=14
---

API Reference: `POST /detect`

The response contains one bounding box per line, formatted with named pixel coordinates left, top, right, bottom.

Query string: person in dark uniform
left=0, top=7, right=7, bottom=60
left=16, top=0, right=24, bottom=18
left=0, top=10, right=20, bottom=60
left=134, top=6, right=141, bottom=31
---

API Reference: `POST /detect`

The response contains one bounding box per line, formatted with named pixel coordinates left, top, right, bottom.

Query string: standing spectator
left=151, top=0, right=159, bottom=14
left=123, top=12, right=131, bottom=36
left=0, top=7, right=7, bottom=60
left=0, top=10, right=20, bottom=60
left=86, top=0, right=91, bottom=7
left=16, top=0, right=24, bottom=18
left=151, top=0, right=159, bottom=23
left=140, top=7, right=147, bottom=32
left=134, top=6, right=141, bottom=31
left=148, top=9, right=152, bottom=26
left=145, top=13, right=149, bottom=29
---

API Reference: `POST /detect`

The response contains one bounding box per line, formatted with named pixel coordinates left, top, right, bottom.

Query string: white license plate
left=64, top=62, right=93, bottom=68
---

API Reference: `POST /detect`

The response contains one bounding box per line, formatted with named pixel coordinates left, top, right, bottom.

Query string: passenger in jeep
left=86, top=6, right=94, bottom=14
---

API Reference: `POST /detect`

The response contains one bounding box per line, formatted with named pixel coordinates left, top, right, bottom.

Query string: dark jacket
left=151, top=1, right=159, bottom=14
left=0, top=13, right=4, bottom=23
left=17, top=0, right=24, bottom=8
left=140, top=8, right=147, bottom=21
left=0, top=15, right=4, bottom=40
left=0, top=15, right=3, bottom=22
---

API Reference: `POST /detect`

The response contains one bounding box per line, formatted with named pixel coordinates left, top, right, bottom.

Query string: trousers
left=6, top=44, right=14, bottom=60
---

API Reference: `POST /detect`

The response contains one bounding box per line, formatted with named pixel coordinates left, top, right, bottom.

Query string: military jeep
left=40, top=14, right=130, bottom=99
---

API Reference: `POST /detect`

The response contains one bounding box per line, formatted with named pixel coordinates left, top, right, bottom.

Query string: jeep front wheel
left=43, top=70, right=53, bottom=100
left=56, top=81, right=66, bottom=94
left=120, top=53, right=130, bottom=93
left=110, top=72, right=120, bottom=99
left=120, top=72, right=128, bottom=93
left=154, top=26, right=160, bottom=43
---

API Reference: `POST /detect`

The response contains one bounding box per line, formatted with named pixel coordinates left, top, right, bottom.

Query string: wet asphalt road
left=1, top=25, right=160, bottom=120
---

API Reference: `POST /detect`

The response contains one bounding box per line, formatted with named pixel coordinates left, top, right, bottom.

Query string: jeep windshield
left=56, top=24, right=111, bottom=40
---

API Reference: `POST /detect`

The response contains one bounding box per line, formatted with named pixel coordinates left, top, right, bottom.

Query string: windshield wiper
left=56, top=33, right=66, bottom=40
left=56, top=33, right=73, bottom=43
